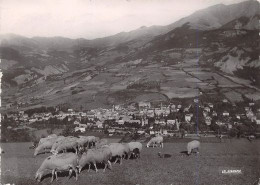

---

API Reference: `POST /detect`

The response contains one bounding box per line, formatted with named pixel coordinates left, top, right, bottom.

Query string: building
left=216, top=121, right=225, bottom=126
left=246, top=110, right=254, bottom=119
left=139, top=102, right=151, bottom=109
left=117, top=120, right=125, bottom=125
left=204, top=107, right=211, bottom=113
left=208, top=103, right=214, bottom=108
left=167, top=120, right=176, bottom=125
left=223, top=111, right=229, bottom=116
left=222, top=99, right=228, bottom=103
left=185, top=114, right=193, bottom=122
left=75, top=127, right=86, bottom=133
left=212, top=111, right=218, bottom=117
left=205, top=116, right=212, bottom=126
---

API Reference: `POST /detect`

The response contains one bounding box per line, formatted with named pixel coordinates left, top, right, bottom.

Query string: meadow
left=1, top=138, right=259, bottom=185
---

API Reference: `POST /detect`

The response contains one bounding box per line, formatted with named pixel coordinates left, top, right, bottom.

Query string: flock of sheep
left=33, top=134, right=200, bottom=182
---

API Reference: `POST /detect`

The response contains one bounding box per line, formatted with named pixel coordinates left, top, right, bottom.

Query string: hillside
left=1, top=0, right=259, bottom=111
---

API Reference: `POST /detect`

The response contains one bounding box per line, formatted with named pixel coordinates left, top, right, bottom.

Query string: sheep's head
left=35, top=171, right=43, bottom=182
left=34, top=148, right=39, bottom=156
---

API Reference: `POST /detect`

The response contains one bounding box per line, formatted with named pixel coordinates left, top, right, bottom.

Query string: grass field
left=1, top=139, right=259, bottom=185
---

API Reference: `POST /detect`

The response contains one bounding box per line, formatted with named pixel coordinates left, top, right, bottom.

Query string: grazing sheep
left=35, top=153, right=79, bottom=182
left=248, top=135, right=256, bottom=142
left=95, top=139, right=108, bottom=148
left=158, top=152, right=172, bottom=158
left=53, top=140, right=79, bottom=155
left=128, top=142, right=142, bottom=158
left=108, top=143, right=126, bottom=165
left=78, top=136, right=99, bottom=148
left=132, top=148, right=140, bottom=159
left=88, top=136, right=100, bottom=148
left=187, top=140, right=200, bottom=155
left=146, top=136, right=164, bottom=148
left=51, top=137, right=77, bottom=154
left=121, top=143, right=132, bottom=159
left=77, top=136, right=91, bottom=149
left=77, top=146, right=112, bottom=173
left=38, top=134, right=58, bottom=146
left=34, top=137, right=59, bottom=156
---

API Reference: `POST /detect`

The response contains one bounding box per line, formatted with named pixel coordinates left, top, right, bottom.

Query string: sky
left=0, top=0, right=250, bottom=39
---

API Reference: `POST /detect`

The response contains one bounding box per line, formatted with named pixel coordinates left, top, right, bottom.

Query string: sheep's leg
left=51, top=169, right=55, bottom=182
left=74, top=168, right=78, bottom=181
left=69, top=168, right=73, bottom=178
left=88, top=164, right=91, bottom=172
left=119, top=156, right=122, bottom=165
left=104, top=163, right=108, bottom=172
left=78, top=166, right=82, bottom=174
left=127, top=152, right=131, bottom=160
left=108, top=160, right=112, bottom=170
left=161, top=143, right=164, bottom=148
left=55, top=171, right=58, bottom=181
left=114, top=157, right=119, bottom=164
left=94, top=163, right=98, bottom=172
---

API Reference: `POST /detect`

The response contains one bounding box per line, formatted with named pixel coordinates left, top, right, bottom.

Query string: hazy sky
left=0, top=0, right=249, bottom=39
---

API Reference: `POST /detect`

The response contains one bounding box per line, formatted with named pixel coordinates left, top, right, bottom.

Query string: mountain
left=1, top=0, right=259, bottom=50
left=1, top=0, right=259, bottom=111
left=168, top=0, right=259, bottom=30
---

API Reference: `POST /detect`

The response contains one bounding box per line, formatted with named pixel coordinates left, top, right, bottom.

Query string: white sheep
left=35, top=153, right=79, bottom=182
left=146, top=136, right=164, bottom=148
left=121, top=143, right=132, bottom=159
left=108, top=143, right=126, bottom=165
left=95, top=138, right=108, bottom=148
left=128, top=142, right=142, bottom=158
left=187, top=140, right=200, bottom=155
left=34, top=137, right=59, bottom=156
left=51, top=136, right=78, bottom=154
left=53, top=140, right=79, bottom=155
left=38, top=134, right=58, bottom=146
left=77, top=146, right=112, bottom=173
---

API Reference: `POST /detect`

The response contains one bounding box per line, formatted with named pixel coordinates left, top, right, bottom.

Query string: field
left=1, top=139, right=259, bottom=185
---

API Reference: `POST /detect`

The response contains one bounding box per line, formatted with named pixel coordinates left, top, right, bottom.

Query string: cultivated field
left=1, top=139, right=259, bottom=185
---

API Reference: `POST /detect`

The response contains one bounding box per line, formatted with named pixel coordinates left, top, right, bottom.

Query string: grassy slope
left=1, top=139, right=259, bottom=185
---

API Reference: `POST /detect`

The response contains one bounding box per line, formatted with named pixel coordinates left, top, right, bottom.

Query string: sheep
left=35, top=153, right=79, bottom=182
left=87, top=136, right=100, bottom=148
left=38, top=134, right=58, bottom=146
left=51, top=136, right=77, bottom=154
left=248, top=135, right=256, bottom=142
left=77, top=146, right=112, bottom=173
left=146, top=136, right=164, bottom=148
left=78, top=136, right=99, bottom=148
left=77, top=136, right=99, bottom=148
left=95, top=139, right=108, bottom=148
left=121, top=143, right=132, bottom=159
left=187, top=140, right=200, bottom=155
left=34, top=137, right=59, bottom=156
left=53, top=140, right=79, bottom=155
left=108, top=143, right=126, bottom=165
left=128, top=142, right=142, bottom=158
